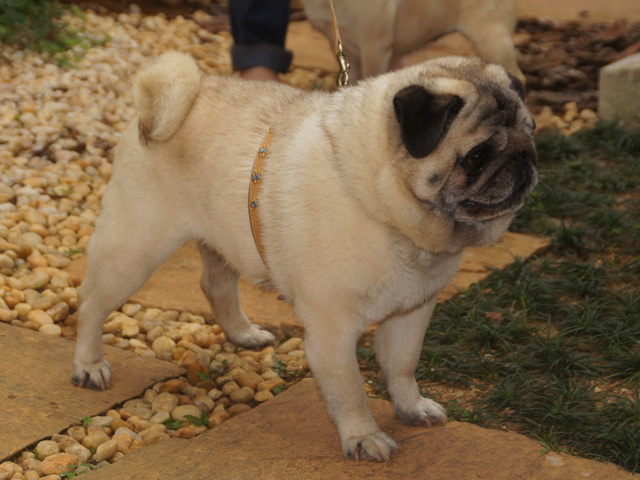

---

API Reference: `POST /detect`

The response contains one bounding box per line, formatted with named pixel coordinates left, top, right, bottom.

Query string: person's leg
left=229, top=0, right=292, bottom=81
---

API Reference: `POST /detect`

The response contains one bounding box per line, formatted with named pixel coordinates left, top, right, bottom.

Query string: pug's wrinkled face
left=443, top=128, right=537, bottom=223
left=392, top=59, right=537, bottom=243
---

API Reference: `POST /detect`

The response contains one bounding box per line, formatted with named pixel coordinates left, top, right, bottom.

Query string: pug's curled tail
left=134, top=51, right=201, bottom=145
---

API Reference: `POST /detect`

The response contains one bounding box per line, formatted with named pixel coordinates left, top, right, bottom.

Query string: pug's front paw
left=226, top=323, right=276, bottom=349
left=396, top=397, right=447, bottom=427
left=343, top=431, right=398, bottom=462
left=71, top=358, right=112, bottom=390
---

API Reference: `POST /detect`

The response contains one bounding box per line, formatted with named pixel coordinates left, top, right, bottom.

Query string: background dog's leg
left=357, top=26, right=394, bottom=80
left=72, top=205, right=185, bottom=389
left=355, top=4, right=396, bottom=80
left=375, top=298, right=447, bottom=427
left=301, top=308, right=397, bottom=461
left=198, top=244, right=275, bottom=348
left=458, top=19, right=525, bottom=84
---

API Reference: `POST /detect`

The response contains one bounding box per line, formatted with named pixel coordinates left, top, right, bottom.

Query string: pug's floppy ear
left=393, top=85, right=464, bottom=159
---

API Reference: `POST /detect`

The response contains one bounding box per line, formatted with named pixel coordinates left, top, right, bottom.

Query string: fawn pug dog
left=302, top=0, right=525, bottom=83
left=72, top=52, right=537, bottom=461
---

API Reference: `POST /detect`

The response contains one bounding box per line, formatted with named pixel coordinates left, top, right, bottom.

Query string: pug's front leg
left=375, top=299, right=447, bottom=427
left=301, top=309, right=397, bottom=461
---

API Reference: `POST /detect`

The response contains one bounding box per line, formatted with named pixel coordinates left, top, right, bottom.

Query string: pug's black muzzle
left=458, top=148, right=538, bottom=222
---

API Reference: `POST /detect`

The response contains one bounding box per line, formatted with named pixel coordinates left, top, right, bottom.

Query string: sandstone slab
left=65, top=233, right=550, bottom=335
left=0, top=322, right=184, bottom=461
left=599, top=53, right=640, bottom=129
left=82, top=379, right=635, bottom=480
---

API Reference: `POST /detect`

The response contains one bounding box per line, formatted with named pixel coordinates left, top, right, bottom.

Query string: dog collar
left=249, top=125, right=276, bottom=267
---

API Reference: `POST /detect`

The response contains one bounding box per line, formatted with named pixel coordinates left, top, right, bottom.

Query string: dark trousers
left=230, top=0, right=293, bottom=73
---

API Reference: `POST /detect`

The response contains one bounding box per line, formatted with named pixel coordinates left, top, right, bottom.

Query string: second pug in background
left=303, top=0, right=524, bottom=83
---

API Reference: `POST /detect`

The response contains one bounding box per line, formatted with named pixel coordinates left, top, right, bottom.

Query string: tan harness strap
left=248, top=2, right=350, bottom=267
left=248, top=125, right=276, bottom=266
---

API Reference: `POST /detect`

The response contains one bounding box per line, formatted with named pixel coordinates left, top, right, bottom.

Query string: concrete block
left=599, top=53, right=640, bottom=128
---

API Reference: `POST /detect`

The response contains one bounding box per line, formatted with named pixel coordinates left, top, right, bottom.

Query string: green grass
left=359, top=122, right=640, bottom=472
left=0, top=0, right=109, bottom=65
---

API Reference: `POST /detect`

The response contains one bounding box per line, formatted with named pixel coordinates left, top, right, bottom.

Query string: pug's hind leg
left=375, top=299, right=447, bottom=427
left=300, top=307, right=397, bottom=461
left=72, top=213, right=185, bottom=389
left=198, top=244, right=275, bottom=348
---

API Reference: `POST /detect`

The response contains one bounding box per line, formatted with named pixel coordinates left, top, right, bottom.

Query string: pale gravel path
left=0, top=10, right=322, bottom=478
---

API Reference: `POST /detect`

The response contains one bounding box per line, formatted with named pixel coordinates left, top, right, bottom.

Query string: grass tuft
left=0, top=0, right=109, bottom=65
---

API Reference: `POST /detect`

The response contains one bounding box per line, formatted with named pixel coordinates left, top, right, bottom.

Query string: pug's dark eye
left=465, top=146, right=490, bottom=171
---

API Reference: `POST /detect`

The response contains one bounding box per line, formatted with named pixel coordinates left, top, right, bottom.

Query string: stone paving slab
left=0, top=322, right=184, bottom=461
left=82, top=379, right=635, bottom=480
left=65, top=233, right=550, bottom=335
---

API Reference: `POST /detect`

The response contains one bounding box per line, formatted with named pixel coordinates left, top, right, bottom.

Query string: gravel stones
left=254, top=390, right=275, bottom=402
left=51, top=435, right=76, bottom=452
left=64, top=444, right=91, bottom=464
left=151, top=392, right=179, bottom=414
left=113, top=428, right=145, bottom=455
left=193, top=395, right=215, bottom=413
left=151, top=336, right=175, bottom=360
left=93, top=439, right=119, bottom=462
left=66, top=426, right=86, bottom=443
left=227, top=404, right=252, bottom=417
left=39, top=324, right=62, bottom=336
left=170, top=404, right=202, bottom=421
left=89, top=416, right=114, bottom=428
left=149, top=411, right=171, bottom=425
left=39, top=453, right=79, bottom=476
left=25, top=310, right=53, bottom=327
left=82, top=431, right=110, bottom=451
left=34, top=440, right=59, bottom=458
left=0, top=463, right=17, bottom=480
left=159, top=378, right=186, bottom=393
left=277, top=337, right=303, bottom=353
left=229, top=387, right=255, bottom=404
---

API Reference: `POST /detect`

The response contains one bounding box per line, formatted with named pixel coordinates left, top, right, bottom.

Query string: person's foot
left=240, top=66, right=281, bottom=82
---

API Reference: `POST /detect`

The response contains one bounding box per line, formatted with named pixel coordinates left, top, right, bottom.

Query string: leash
left=330, top=0, right=350, bottom=88
left=248, top=1, right=350, bottom=266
